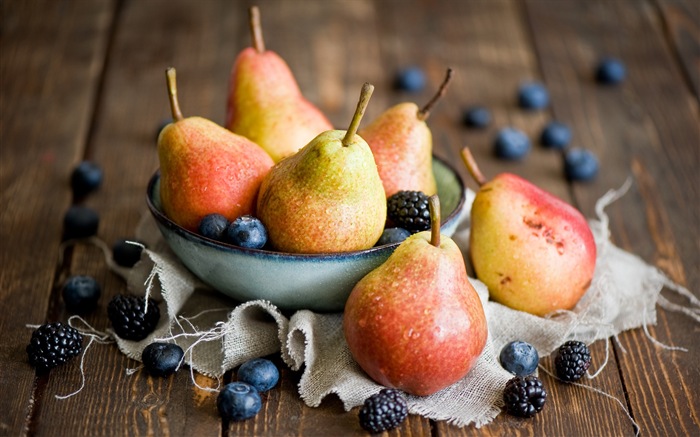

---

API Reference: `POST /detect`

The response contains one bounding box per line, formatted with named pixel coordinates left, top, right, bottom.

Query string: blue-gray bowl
left=146, top=155, right=466, bottom=312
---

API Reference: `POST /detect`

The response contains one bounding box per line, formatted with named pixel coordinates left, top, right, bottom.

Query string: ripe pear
left=225, top=6, right=333, bottom=163
left=158, top=68, right=274, bottom=232
left=358, top=69, right=454, bottom=198
left=343, top=195, right=488, bottom=396
left=257, top=83, right=386, bottom=253
left=461, top=148, right=597, bottom=316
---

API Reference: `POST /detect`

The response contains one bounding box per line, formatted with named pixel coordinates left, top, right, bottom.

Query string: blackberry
left=358, top=388, right=408, bottom=433
left=107, top=294, right=160, bottom=341
left=502, top=375, right=547, bottom=418
left=26, top=322, right=83, bottom=372
left=387, top=190, right=431, bottom=233
left=555, top=340, right=591, bottom=382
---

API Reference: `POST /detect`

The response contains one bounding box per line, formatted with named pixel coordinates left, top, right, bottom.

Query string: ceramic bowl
left=146, top=156, right=467, bottom=312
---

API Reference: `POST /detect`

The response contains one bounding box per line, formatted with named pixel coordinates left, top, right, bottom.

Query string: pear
left=225, top=6, right=333, bottom=163
left=343, top=195, right=488, bottom=396
left=461, top=147, right=597, bottom=316
left=256, top=83, right=386, bottom=254
left=158, top=68, right=274, bottom=232
left=358, top=68, right=453, bottom=198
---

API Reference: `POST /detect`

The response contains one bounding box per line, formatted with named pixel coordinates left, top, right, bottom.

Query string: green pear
left=158, top=68, right=274, bottom=232
left=461, top=147, right=597, bottom=316
left=256, top=83, right=386, bottom=253
left=359, top=69, right=453, bottom=198
left=343, top=195, right=488, bottom=396
left=225, top=6, right=333, bottom=163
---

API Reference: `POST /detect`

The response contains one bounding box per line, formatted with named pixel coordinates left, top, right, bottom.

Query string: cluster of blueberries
left=394, top=57, right=627, bottom=183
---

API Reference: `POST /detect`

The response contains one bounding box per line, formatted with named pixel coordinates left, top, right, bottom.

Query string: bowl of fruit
left=146, top=154, right=466, bottom=313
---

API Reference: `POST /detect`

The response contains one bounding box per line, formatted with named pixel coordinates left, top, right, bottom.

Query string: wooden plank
left=655, top=0, right=700, bottom=98
left=524, top=0, right=700, bottom=435
left=0, top=1, right=114, bottom=435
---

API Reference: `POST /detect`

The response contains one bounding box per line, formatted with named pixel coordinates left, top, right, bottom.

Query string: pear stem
left=460, top=147, right=487, bottom=186
left=165, top=67, right=184, bottom=122
left=417, top=68, right=453, bottom=121
left=342, top=83, right=374, bottom=147
left=428, top=195, right=441, bottom=247
left=249, top=6, right=265, bottom=53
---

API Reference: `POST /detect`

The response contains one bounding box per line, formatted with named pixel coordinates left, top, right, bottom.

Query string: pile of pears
left=155, top=5, right=598, bottom=398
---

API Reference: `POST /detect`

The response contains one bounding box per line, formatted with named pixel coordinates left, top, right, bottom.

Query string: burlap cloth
left=110, top=179, right=699, bottom=428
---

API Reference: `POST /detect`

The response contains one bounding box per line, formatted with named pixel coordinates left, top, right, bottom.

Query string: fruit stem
left=165, top=67, right=184, bottom=122
left=461, top=147, right=487, bottom=186
left=249, top=6, right=265, bottom=53
left=342, top=83, right=374, bottom=147
left=428, top=195, right=441, bottom=247
left=417, top=68, right=453, bottom=121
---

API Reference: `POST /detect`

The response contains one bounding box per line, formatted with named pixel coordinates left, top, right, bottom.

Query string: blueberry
left=112, top=239, right=145, bottom=267
left=217, top=382, right=262, bottom=421
left=393, top=66, right=426, bottom=92
left=499, top=340, right=539, bottom=376
left=142, top=342, right=184, bottom=377
left=197, top=214, right=229, bottom=241
left=70, top=161, right=103, bottom=198
left=540, top=121, right=572, bottom=149
left=595, top=57, right=626, bottom=85
left=226, top=216, right=267, bottom=249
left=237, top=358, right=280, bottom=393
left=63, top=206, right=99, bottom=240
left=62, top=275, right=101, bottom=314
left=376, top=228, right=411, bottom=246
left=494, top=127, right=531, bottom=160
left=462, top=106, right=491, bottom=128
left=564, top=148, right=599, bottom=181
left=517, top=81, right=549, bottom=110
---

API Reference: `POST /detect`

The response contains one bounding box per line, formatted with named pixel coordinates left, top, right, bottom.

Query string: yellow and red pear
left=461, top=148, right=597, bottom=316
left=359, top=69, right=453, bottom=198
left=343, top=195, right=488, bottom=396
left=158, top=68, right=274, bottom=232
left=225, top=6, right=333, bottom=163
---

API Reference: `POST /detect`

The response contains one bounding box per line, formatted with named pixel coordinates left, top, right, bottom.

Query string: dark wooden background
left=1, top=0, right=698, bottom=436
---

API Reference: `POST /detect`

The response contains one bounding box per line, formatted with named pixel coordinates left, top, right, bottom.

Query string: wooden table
left=2, top=1, right=698, bottom=435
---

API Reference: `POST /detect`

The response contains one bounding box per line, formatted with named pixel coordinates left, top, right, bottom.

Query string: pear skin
left=158, top=68, right=274, bottom=232
left=359, top=69, right=453, bottom=197
left=343, top=196, right=488, bottom=396
left=225, top=7, right=332, bottom=162
left=463, top=148, right=596, bottom=316
left=256, top=84, right=386, bottom=254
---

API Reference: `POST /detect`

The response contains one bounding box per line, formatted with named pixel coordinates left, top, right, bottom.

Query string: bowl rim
left=146, top=154, right=465, bottom=260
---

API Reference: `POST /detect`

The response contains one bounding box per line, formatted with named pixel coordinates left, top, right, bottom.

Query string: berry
left=107, top=294, right=161, bottom=341
left=217, top=382, right=262, bottom=421
left=376, top=227, right=411, bottom=246
left=540, top=121, right=572, bottom=149
left=237, top=358, right=279, bottom=393
left=62, top=275, right=101, bottom=314
left=112, top=239, right=145, bottom=268
left=386, top=190, right=431, bottom=233
left=555, top=340, right=591, bottom=382
left=226, top=215, right=267, bottom=249
left=393, top=66, right=426, bottom=92
left=503, top=375, right=547, bottom=418
left=564, top=148, right=599, bottom=181
left=70, top=161, right=103, bottom=197
left=595, top=57, right=626, bottom=85
left=26, top=322, right=83, bottom=372
left=142, top=342, right=184, bottom=377
left=462, top=106, right=491, bottom=128
left=494, top=127, right=531, bottom=160
left=499, top=340, right=539, bottom=376
left=358, top=388, right=408, bottom=433
left=517, top=81, right=549, bottom=110
left=198, top=213, right=229, bottom=241
left=63, top=206, right=100, bottom=240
